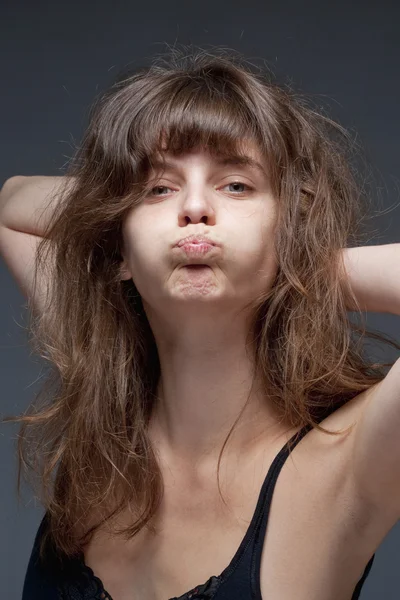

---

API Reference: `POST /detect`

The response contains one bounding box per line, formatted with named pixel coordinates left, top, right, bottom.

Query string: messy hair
left=3, top=44, right=399, bottom=561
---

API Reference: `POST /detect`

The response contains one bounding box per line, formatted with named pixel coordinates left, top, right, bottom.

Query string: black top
left=22, top=423, right=375, bottom=600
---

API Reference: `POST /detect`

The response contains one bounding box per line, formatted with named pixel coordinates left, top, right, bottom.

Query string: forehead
left=149, top=140, right=268, bottom=176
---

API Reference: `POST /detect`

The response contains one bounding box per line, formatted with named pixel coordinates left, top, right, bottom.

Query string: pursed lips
left=175, top=234, right=219, bottom=248
left=173, top=236, right=220, bottom=264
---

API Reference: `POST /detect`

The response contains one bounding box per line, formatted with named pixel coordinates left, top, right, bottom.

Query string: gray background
left=1, top=0, right=400, bottom=597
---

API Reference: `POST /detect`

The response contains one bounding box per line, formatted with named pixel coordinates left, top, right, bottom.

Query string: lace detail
left=57, top=559, right=113, bottom=600
left=58, top=556, right=222, bottom=600
left=170, top=574, right=222, bottom=599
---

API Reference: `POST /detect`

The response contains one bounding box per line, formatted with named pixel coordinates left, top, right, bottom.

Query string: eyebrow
left=148, top=155, right=268, bottom=177
left=216, top=156, right=267, bottom=176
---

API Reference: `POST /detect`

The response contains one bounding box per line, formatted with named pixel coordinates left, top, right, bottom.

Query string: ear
left=119, top=257, right=133, bottom=281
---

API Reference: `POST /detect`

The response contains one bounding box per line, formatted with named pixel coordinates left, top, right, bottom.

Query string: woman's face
left=120, top=141, right=279, bottom=322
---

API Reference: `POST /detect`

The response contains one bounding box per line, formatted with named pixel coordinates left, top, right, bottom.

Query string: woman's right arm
left=0, top=176, right=74, bottom=314
left=0, top=175, right=72, bottom=236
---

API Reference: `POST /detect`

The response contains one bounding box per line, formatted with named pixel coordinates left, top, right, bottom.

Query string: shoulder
left=347, top=361, right=400, bottom=524
left=309, top=379, right=400, bottom=541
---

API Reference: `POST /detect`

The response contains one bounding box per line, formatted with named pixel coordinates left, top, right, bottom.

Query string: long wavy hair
left=3, top=44, right=399, bottom=562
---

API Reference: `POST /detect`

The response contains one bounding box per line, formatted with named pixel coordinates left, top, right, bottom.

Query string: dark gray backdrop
left=1, top=1, right=400, bottom=597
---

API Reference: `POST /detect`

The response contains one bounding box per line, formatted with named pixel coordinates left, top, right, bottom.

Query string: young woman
left=1, top=46, right=400, bottom=600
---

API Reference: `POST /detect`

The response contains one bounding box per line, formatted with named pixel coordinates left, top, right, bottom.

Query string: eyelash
left=148, top=181, right=254, bottom=197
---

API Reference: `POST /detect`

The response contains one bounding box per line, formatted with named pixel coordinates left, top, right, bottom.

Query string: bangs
left=127, top=74, right=269, bottom=180
left=88, top=58, right=281, bottom=196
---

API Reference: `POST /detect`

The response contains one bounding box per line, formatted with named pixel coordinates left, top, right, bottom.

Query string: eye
left=221, top=181, right=254, bottom=195
left=147, top=181, right=254, bottom=197
left=149, top=185, right=174, bottom=196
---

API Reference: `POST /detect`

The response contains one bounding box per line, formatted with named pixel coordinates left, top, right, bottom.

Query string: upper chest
left=82, top=396, right=387, bottom=600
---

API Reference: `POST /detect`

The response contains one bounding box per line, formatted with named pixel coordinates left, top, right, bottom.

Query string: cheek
left=122, top=212, right=162, bottom=269
left=253, top=246, right=278, bottom=283
left=124, top=233, right=169, bottom=294
left=260, top=251, right=279, bottom=288
left=244, top=225, right=278, bottom=287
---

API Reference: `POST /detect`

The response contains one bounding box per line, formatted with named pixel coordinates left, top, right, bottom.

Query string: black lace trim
left=57, top=558, right=113, bottom=600
left=170, top=574, right=222, bottom=599
left=58, top=555, right=222, bottom=600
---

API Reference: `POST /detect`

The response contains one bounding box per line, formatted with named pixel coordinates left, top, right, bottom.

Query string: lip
left=178, top=243, right=216, bottom=259
left=173, top=235, right=220, bottom=263
left=175, top=234, right=219, bottom=248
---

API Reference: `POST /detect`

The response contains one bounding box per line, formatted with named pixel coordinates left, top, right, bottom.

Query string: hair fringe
left=3, top=43, right=399, bottom=565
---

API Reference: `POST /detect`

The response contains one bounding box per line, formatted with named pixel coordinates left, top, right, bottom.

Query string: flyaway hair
left=3, top=44, right=399, bottom=561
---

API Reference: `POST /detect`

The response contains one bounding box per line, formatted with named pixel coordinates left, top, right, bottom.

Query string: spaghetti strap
left=22, top=422, right=375, bottom=600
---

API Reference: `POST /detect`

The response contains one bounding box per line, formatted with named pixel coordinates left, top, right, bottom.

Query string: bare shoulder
left=347, top=361, right=400, bottom=527
left=254, top=387, right=383, bottom=600
left=307, top=379, right=399, bottom=542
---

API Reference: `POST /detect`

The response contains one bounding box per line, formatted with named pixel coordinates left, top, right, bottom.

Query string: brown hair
left=3, top=44, right=399, bottom=562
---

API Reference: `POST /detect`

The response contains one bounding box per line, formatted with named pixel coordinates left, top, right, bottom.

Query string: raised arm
left=0, top=175, right=71, bottom=235
left=0, top=175, right=74, bottom=314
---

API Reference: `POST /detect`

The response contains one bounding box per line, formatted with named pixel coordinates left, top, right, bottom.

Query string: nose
left=177, top=186, right=217, bottom=226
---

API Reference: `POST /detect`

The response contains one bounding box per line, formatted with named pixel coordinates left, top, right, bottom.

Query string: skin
left=119, top=140, right=288, bottom=481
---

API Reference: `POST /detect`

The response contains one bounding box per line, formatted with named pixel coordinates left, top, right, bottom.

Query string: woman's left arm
left=341, top=243, right=400, bottom=315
